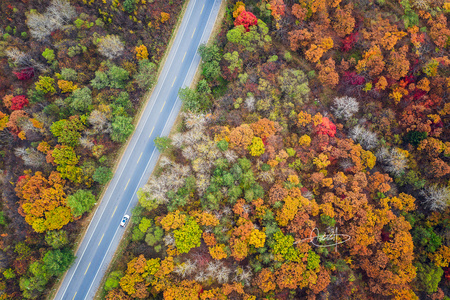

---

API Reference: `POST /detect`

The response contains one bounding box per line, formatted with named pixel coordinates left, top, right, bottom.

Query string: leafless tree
left=258, top=170, right=275, bottom=183
left=88, top=110, right=110, bottom=134
left=15, top=147, right=46, bottom=168
left=223, top=149, right=238, bottom=162
left=98, top=35, right=125, bottom=60
left=171, top=133, right=184, bottom=148
left=331, top=96, right=359, bottom=120
left=349, top=125, right=378, bottom=150
left=5, top=48, right=46, bottom=72
left=46, top=0, right=76, bottom=25
left=194, top=271, right=209, bottom=283
left=163, top=233, right=175, bottom=246
left=420, top=185, right=450, bottom=211
left=174, top=259, right=197, bottom=278
left=184, top=112, right=207, bottom=130
left=26, top=0, right=75, bottom=40
left=233, top=266, right=252, bottom=286
left=196, top=173, right=210, bottom=196
left=376, top=147, right=408, bottom=177
left=245, top=94, right=255, bottom=111
left=79, top=135, right=94, bottom=149
left=216, top=266, right=231, bottom=284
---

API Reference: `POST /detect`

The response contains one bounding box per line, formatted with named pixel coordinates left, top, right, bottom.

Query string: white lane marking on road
left=86, top=146, right=159, bottom=298
left=125, top=178, right=130, bottom=189
left=160, top=101, right=166, bottom=112
left=137, top=152, right=143, bottom=164
left=191, top=27, right=196, bottom=38
left=85, top=0, right=215, bottom=284
left=57, top=0, right=198, bottom=297
left=111, top=205, right=118, bottom=219
left=172, top=76, right=177, bottom=87
left=72, top=292, right=77, bottom=300
left=182, top=52, right=187, bottom=62
left=201, top=3, right=205, bottom=14
left=149, top=126, right=154, bottom=138
left=98, top=233, right=104, bottom=246
left=84, top=262, right=91, bottom=275
left=84, top=0, right=221, bottom=298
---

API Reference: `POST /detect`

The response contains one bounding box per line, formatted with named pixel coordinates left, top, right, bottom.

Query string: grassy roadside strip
left=46, top=2, right=190, bottom=300
left=93, top=0, right=227, bottom=299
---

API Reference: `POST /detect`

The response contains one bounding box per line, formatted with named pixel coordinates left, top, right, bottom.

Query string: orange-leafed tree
left=269, top=0, right=285, bottom=21
left=135, top=45, right=149, bottom=60
left=15, top=171, right=72, bottom=233
left=275, top=262, right=306, bottom=289
left=253, top=268, right=276, bottom=293
left=428, top=14, right=450, bottom=49
left=229, top=124, right=254, bottom=149
left=318, top=58, right=339, bottom=87
left=387, top=45, right=410, bottom=80
left=250, top=118, right=277, bottom=139
left=7, top=110, right=28, bottom=133
left=356, top=45, right=385, bottom=77
left=161, top=12, right=170, bottom=23
left=292, top=4, right=307, bottom=21
left=333, top=4, right=355, bottom=37
left=163, top=280, right=202, bottom=300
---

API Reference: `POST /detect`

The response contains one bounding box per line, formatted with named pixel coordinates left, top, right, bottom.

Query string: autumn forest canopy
left=0, top=0, right=450, bottom=299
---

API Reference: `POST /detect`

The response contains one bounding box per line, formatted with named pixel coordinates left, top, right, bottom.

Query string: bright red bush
left=13, top=67, right=35, bottom=81
left=234, top=10, right=257, bottom=31
left=341, top=32, right=359, bottom=52
left=11, top=96, right=29, bottom=111
left=343, top=71, right=365, bottom=85
left=315, top=117, right=336, bottom=137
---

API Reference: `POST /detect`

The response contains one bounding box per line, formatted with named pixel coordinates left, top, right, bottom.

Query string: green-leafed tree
left=110, top=115, right=134, bottom=143
left=45, top=230, right=69, bottom=249
left=66, top=189, right=96, bottom=218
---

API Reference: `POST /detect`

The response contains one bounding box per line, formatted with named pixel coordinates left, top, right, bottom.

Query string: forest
left=0, top=0, right=184, bottom=298
left=102, top=0, right=450, bottom=299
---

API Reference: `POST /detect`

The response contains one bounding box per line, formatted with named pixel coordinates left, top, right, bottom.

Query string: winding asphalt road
left=54, top=0, right=222, bottom=299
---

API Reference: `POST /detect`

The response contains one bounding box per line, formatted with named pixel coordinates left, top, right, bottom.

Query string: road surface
left=53, top=0, right=222, bottom=298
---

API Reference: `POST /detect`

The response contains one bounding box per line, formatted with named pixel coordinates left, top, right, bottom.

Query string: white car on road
left=120, top=215, right=130, bottom=227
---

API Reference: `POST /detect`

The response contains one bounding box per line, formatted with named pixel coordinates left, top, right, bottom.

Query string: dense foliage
left=0, top=0, right=184, bottom=298
left=104, top=0, right=450, bottom=299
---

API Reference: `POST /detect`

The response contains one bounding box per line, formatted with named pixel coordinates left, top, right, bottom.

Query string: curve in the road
left=54, top=0, right=222, bottom=299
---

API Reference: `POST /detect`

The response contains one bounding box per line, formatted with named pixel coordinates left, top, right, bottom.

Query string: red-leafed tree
left=315, top=117, right=336, bottom=137
left=13, top=67, right=35, bottom=81
left=11, top=96, right=29, bottom=111
left=234, top=10, right=258, bottom=32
